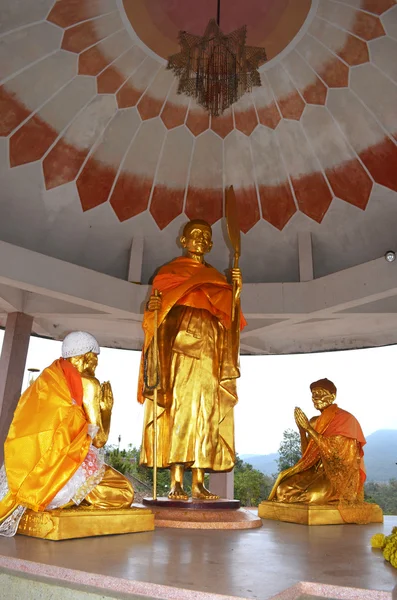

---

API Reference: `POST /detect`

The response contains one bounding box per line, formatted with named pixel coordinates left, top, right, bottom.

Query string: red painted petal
left=359, top=137, right=397, bottom=192
left=325, top=158, right=373, bottom=209
left=10, top=115, right=57, bottom=167
left=259, top=183, right=296, bottom=230
left=291, top=172, right=333, bottom=223
left=43, top=139, right=88, bottom=190
left=185, top=187, right=222, bottom=224
left=150, top=185, right=184, bottom=229
left=110, top=173, right=153, bottom=221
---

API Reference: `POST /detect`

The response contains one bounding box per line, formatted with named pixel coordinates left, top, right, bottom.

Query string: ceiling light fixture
left=167, top=0, right=267, bottom=117
left=385, top=251, right=396, bottom=262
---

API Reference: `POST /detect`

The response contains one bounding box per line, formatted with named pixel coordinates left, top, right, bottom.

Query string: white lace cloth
left=0, top=465, right=26, bottom=537
left=0, top=425, right=105, bottom=537
left=46, top=444, right=105, bottom=509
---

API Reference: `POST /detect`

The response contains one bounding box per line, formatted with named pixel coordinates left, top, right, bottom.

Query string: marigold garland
left=371, top=527, right=397, bottom=568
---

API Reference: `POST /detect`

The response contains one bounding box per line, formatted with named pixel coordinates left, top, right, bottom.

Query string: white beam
left=0, top=284, right=26, bottom=312
left=2, top=241, right=397, bottom=356
left=0, top=241, right=148, bottom=317
left=241, top=257, right=397, bottom=316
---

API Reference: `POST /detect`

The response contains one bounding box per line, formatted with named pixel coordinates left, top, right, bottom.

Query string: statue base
left=140, top=498, right=261, bottom=529
left=142, top=497, right=240, bottom=509
left=258, top=501, right=383, bottom=526
left=17, top=505, right=155, bottom=540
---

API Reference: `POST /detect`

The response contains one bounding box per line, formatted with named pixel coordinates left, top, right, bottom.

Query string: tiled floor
left=0, top=515, right=396, bottom=600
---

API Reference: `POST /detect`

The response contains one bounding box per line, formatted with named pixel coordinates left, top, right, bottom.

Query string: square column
left=0, top=312, right=33, bottom=465
left=209, top=471, right=234, bottom=499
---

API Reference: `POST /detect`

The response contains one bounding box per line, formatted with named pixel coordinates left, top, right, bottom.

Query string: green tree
left=277, top=428, right=301, bottom=472
left=365, top=479, right=397, bottom=515
left=105, top=444, right=171, bottom=496
left=234, top=455, right=274, bottom=506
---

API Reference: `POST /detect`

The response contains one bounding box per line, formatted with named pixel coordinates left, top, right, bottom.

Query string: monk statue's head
left=310, top=378, right=336, bottom=412
left=180, top=219, right=213, bottom=258
left=61, top=331, right=100, bottom=375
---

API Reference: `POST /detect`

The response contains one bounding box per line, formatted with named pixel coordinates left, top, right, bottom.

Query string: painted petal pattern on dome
left=225, top=131, right=260, bottom=233
left=160, top=79, right=190, bottom=129
left=251, top=126, right=297, bottom=230
left=0, top=0, right=396, bottom=234
left=185, top=131, right=223, bottom=225
left=110, top=118, right=166, bottom=221
left=150, top=126, right=193, bottom=229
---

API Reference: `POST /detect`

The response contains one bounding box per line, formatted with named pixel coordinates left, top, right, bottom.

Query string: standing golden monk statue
left=0, top=331, right=134, bottom=537
left=265, top=378, right=380, bottom=524
left=138, top=219, right=246, bottom=500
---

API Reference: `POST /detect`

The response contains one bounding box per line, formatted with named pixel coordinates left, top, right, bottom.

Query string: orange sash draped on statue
left=143, top=257, right=246, bottom=344
left=138, top=257, right=246, bottom=404
left=0, top=359, right=91, bottom=518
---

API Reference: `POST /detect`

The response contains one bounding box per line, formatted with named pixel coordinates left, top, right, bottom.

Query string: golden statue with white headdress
left=0, top=331, right=153, bottom=539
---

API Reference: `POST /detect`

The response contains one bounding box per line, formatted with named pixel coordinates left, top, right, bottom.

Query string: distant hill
left=241, top=429, right=397, bottom=483
left=364, top=430, right=397, bottom=482
left=240, top=453, right=279, bottom=477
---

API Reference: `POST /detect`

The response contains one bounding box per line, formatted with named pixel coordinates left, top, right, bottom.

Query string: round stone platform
left=140, top=498, right=261, bottom=529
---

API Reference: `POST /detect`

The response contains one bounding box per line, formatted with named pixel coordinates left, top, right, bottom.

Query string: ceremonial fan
left=225, top=185, right=241, bottom=321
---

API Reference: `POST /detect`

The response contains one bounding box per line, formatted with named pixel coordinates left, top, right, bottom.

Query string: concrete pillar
left=128, top=235, right=144, bottom=283
left=0, top=312, right=33, bottom=465
left=298, top=232, right=314, bottom=282
left=209, top=471, right=234, bottom=499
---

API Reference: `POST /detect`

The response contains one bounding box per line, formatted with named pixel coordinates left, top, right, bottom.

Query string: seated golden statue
left=138, top=219, right=245, bottom=500
left=267, top=378, right=375, bottom=524
left=0, top=331, right=134, bottom=537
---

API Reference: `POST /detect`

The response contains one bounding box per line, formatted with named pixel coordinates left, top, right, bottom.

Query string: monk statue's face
left=180, top=223, right=213, bottom=257
left=311, top=387, right=335, bottom=412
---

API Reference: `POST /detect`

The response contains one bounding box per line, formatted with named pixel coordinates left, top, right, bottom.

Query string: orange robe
left=139, top=257, right=245, bottom=472
left=269, top=404, right=370, bottom=523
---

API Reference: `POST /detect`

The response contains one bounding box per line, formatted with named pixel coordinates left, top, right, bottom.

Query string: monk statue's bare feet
left=168, top=482, right=189, bottom=500
left=192, top=482, right=220, bottom=500
left=191, top=468, right=219, bottom=500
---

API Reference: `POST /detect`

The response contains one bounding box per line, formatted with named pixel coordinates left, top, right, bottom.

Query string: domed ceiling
left=0, top=0, right=397, bottom=285
left=122, top=0, right=312, bottom=61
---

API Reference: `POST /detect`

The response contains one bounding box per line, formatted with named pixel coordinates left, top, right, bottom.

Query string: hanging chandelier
left=166, top=1, right=267, bottom=117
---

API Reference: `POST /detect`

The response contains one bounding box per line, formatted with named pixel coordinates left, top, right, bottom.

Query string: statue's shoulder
left=81, top=373, right=101, bottom=392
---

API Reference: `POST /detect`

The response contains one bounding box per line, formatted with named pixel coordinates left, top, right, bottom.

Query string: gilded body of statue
left=0, top=331, right=134, bottom=537
left=268, top=378, right=371, bottom=523
left=138, top=220, right=245, bottom=499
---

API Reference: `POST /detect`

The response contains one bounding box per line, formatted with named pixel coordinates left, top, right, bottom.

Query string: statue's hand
left=147, top=293, right=162, bottom=312
left=101, top=381, right=114, bottom=410
left=231, top=268, right=242, bottom=301
left=294, top=407, right=310, bottom=431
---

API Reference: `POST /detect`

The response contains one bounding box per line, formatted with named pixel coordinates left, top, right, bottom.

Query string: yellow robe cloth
left=139, top=257, right=242, bottom=472
left=0, top=360, right=91, bottom=521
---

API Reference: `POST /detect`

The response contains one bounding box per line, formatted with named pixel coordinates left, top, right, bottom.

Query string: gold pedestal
left=258, top=501, right=383, bottom=526
left=17, top=506, right=155, bottom=540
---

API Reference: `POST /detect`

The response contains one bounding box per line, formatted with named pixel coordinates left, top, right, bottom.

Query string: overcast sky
left=1, top=330, right=396, bottom=456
